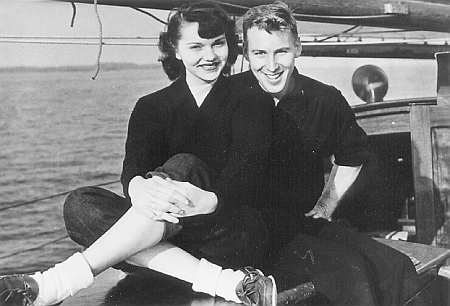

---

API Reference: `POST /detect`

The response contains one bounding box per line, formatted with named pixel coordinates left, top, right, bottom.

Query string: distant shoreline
left=0, top=62, right=160, bottom=73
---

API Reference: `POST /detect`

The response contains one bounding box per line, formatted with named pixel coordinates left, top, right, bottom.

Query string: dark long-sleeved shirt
left=121, top=74, right=273, bottom=220
left=232, top=69, right=370, bottom=244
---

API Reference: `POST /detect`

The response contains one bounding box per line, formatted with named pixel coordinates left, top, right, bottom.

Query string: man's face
left=245, top=26, right=301, bottom=100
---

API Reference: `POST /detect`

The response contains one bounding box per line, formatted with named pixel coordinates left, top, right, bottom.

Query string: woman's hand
left=128, top=176, right=190, bottom=223
left=166, top=178, right=218, bottom=217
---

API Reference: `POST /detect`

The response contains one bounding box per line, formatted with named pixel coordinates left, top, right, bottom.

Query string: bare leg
left=126, top=241, right=200, bottom=284
left=82, top=206, right=165, bottom=276
left=82, top=207, right=244, bottom=303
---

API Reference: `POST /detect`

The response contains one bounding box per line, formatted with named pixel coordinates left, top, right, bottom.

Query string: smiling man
left=244, top=25, right=301, bottom=101
left=232, top=1, right=421, bottom=305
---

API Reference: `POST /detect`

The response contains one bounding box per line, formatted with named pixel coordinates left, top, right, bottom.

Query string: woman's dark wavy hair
left=158, top=1, right=239, bottom=81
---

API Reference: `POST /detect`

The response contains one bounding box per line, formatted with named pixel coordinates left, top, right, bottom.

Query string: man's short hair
left=242, top=1, right=298, bottom=52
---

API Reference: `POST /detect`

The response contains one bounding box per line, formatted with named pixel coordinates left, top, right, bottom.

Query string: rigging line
left=70, top=2, right=77, bottom=27
left=0, top=235, right=69, bottom=260
left=0, top=40, right=158, bottom=46
left=0, top=179, right=120, bottom=213
left=0, top=36, right=159, bottom=40
left=343, top=25, right=363, bottom=42
left=317, top=25, right=360, bottom=42
left=291, top=11, right=400, bottom=21
left=214, top=1, right=250, bottom=11
left=91, top=0, right=103, bottom=80
left=131, top=7, right=167, bottom=25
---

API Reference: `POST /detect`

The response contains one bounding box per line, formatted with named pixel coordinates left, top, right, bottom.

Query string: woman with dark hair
left=0, top=2, right=276, bottom=306
left=158, top=1, right=239, bottom=80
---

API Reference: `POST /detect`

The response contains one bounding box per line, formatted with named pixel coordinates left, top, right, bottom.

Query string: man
left=233, top=2, right=421, bottom=305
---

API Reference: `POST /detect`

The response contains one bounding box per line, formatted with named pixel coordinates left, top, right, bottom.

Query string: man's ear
left=243, top=45, right=249, bottom=61
left=295, top=38, right=302, bottom=58
left=243, top=52, right=249, bottom=61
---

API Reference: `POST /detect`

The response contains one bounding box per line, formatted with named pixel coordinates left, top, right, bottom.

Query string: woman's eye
left=214, top=41, right=226, bottom=47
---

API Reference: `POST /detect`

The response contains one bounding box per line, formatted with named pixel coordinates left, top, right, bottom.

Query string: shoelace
left=238, top=268, right=264, bottom=305
left=0, top=279, right=35, bottom=306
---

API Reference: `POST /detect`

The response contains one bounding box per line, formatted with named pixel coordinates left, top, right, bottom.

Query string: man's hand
left=128, top=176, right=191, bottom=223
left=305, top=164, right=362, bottom=221
left=305, top=204, right=329, bottom=220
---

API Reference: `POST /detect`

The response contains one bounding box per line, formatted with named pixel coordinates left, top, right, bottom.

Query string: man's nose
left=266, top=55, right=279, bottom=71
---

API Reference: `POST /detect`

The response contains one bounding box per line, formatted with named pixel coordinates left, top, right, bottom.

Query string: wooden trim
left=410, top=105, right=437, bottom=245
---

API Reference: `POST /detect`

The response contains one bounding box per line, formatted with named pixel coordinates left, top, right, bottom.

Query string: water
left=0, top=58, right=437, bottom=275
left=0, top=65, right=170, bottom=274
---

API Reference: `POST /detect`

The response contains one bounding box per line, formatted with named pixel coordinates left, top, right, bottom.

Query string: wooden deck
left=60, top=268, right=240, bottom=306
left=60, top=238, right=450, bottom=306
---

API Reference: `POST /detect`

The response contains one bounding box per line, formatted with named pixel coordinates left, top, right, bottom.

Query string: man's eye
left=190, top=45, right=201, bottom=50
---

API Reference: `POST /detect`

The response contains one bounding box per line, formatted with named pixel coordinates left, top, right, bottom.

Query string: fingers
left=135, top=206, right=180, bottom=223
left=147, top=192, right=185, bottom=215
left=158, top=212, right=179, bottom=223
left=146, top=176, right=190, bottom=207
left=305, top=208, right=325, bottom=219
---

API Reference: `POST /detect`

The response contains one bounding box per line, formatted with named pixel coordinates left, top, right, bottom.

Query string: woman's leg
left=65, top=184, right=273, bottom=305
left=0, top=154, right=275, bottom=306
left=82, top=206, right=165, bottom=275
left=64, top=185, right=166, bottom=275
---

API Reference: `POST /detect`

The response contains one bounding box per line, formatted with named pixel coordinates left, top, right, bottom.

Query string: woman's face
left=175, top=22, right=228, bottom=85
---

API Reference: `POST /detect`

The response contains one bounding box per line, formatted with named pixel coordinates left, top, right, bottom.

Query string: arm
left=305, top=163, right=362, bottom=220
left=122, top=91, right=222, bottom=221
left=305, top=86, right=368, bottom=220
left=121, top=95, right=195, bottom=222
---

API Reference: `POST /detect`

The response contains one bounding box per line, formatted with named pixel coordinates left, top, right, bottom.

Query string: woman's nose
left=203, top=46, right=216, bottom=60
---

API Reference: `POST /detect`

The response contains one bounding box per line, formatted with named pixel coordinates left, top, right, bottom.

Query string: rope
left=0, top=35, right=159, bottom=40
left=317, top=25, right=360, bottom=42
left=0, top=179, right=120, bottom=213
left=70, top=2, right=77, bottom=27
left=0, top=235, right=69, bottom=260
left=91, top=0, right=103, bottom=80
left=0, top=40, right=158, bottom=46
left=131, top=7, right=167, bottom=25
left=0, top=178, right=121, bottom=261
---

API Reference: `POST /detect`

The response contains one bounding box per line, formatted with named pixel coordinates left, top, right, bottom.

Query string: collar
left=186, top=72, right=216, bottom=107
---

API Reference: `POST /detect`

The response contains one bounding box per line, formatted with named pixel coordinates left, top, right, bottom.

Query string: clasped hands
left=128, top=176, right=218, bottom=223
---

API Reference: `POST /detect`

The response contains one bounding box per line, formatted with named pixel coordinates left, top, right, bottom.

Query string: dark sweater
left=232, top=69, right=370, bottom=245
left=121, top=74, right=273, bottom=219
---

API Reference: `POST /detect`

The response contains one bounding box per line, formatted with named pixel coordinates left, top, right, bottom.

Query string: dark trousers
left=64, top=153, right=420, bottom=305
left=63, top=153, right=269, bottom=270
left=273, top=220, right=421, bottom=306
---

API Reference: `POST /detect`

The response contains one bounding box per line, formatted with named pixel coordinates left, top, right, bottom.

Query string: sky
left=0, top=0, right=446, bottom=104
left=0, top=0, right=168, bottom=67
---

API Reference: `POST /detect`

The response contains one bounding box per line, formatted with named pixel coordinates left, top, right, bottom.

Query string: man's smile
left=262, top=71, right=283, bottom=81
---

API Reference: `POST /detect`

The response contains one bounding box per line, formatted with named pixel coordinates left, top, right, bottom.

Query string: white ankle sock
left=192, top=258, right=244, bottom=303
left=215, top=268, right=245, bottom=303
left=31, top=252, right=94, bottom=306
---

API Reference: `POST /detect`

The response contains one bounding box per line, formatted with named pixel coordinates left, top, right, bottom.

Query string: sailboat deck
left=59, top=238, right=450, bottom=306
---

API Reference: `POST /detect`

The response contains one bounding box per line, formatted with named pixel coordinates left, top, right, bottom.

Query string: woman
left=0, top=3, right=276, bottom=306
